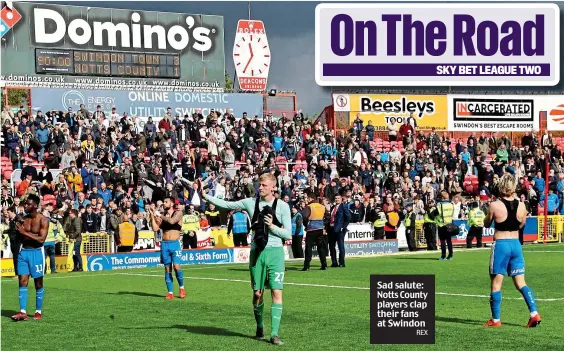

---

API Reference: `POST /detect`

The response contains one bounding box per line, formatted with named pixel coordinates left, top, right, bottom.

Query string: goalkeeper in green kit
left=203, top=173, right=292, bottom=345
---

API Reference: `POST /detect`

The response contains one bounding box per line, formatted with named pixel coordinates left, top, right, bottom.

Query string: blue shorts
left=160, top=240, right=182, bottom=266
left=489, top=239, right=525, bottom=276
left=17, top=247, right=45, bottom=279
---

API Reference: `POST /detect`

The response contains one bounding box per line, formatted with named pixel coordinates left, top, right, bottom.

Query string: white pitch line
left=118, top=272, right=564, bottom=302
left=4, top=270, right=564, bottom=302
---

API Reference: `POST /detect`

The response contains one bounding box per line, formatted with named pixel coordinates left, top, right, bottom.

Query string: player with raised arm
left=148, top=197, right=186, bottom=300
left=11, top=194, right=49, bottom=321
left=203, top=173, right=292, bottom=345
left=483, top=174, right=541, bottom=328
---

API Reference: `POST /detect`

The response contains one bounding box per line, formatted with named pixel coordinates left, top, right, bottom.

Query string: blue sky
left=49, top=1, right=331, bottom=115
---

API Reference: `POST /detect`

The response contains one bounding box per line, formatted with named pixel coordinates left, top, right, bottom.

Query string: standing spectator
left=301, top=193, right=328, bottom=271
left=423, top=199, right=438, bottom=251
left=467, top=200, right=485, bottom=248
left=290, top=207, right=304, bottom=258
left=404, top=202, right=416, bottom=251
left=64, top=209, right=83, bottom=272
left=227, top=209, right=251, bottom=247
left=115, top=215, right=138, bottom=253
left=434, top=191, right=455, bottom=260
left=328, top=194, right=349, bottom=267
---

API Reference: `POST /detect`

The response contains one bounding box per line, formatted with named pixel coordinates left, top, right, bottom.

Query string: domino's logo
left=88, top=255, right=111, bottom=271
left=1, top=3, right=22, bottom=38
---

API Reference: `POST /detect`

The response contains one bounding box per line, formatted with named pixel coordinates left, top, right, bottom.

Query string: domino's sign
left=315, top=3, right=560, bottom=86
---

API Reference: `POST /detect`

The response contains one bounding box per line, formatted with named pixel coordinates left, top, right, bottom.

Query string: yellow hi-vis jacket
left=436, top=202, right=454, bottom=227
left=182, top=213, right=200, bottom=233
left=45, top=221, right=65, bottom=245
left=468, top=208, right=486, bottom=227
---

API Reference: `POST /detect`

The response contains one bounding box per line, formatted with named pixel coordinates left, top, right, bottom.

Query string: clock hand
left=243, top=43, right=254, bottom=74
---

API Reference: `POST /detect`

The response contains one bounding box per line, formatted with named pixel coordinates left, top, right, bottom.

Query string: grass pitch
left=2, top=244, right=564, bottom=351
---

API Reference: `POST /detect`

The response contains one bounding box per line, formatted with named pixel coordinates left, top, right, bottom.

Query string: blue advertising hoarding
left=312, top=240, right=399, bottom=259
left=87, top=248, right=234, bottom=271
left=30, top=88, right=264, bottom=119
left=451, top=217, right=539, bottom=244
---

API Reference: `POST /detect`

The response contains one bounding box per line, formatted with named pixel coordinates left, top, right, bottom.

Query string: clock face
left=233, top=35, right=271, bottom=77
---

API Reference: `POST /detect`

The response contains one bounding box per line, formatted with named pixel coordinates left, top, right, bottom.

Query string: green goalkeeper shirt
left=204, top=195, right=292, bottom=248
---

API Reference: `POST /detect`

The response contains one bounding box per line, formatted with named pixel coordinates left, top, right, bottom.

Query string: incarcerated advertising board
left=333, top=94, right=448, bottom=130
left=448, top=95, right=540, bottom=131
left=316, top=3, right=560, bottom=86
left=30, top=88, right=264, bottom=121
left=1, top=2, right=225, bottom=91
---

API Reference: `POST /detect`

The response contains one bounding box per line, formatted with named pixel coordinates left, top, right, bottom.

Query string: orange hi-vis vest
left=385, top=211, right=400, bottom=231
left=308, top=203, right=326, bottom=231
left=118, top=222, right=136, bottom=246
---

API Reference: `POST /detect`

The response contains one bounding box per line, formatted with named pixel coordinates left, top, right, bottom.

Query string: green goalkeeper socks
left=253, top=302, right=264, bottom=328
left=271, top=303, right=283, bottom=337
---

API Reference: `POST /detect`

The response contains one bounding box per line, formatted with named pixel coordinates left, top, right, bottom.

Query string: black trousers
left=519, top=227, right=524, bottom=245
left=406, top=228, right=416, bottom=251
left=466, top=226, right=483, bottom=248
left=291, top=235, right=304, bottom=258
left=183, top=233, right=198, bottom=249
left=373, top=227, right=385, bottom=240
left=438, top=226, right=453, bottom=259
left=117, top=246, right=134, bottom=252
left=303, top=230, right=327, bottom=269
left=328, top=229, right=346, bottom=266
left=233, top=233, right=249, bottom=247
left=423, top=223, right=437, bottom=250
left=10, top=240, right=19, bottom=276
left=385, top=230, right=397, bottom=239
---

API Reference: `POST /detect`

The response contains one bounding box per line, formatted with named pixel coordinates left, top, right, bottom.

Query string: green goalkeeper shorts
left=249, top=247, right=286, bottom=291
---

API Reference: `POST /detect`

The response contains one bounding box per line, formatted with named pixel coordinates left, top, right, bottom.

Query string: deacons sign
left=315, top=3, right=560, bottom=86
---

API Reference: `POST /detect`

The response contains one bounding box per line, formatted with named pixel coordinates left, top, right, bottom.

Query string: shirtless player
left=148, top=197, right=186, bottom=299
left=11, top=194, right=49, bottom=321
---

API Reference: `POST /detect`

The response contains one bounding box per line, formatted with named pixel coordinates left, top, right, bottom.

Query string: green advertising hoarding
left=0, top=2, right=225, bottom=90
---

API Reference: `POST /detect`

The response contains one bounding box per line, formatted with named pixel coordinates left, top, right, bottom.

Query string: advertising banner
left=311, top=240, right=399, bottom=259
left=535, top=95, right=564, bottom=131
left=448, top=218, right=539, bottom=246
left=1, top=255, right=80, bottom=277
left=1, top=2, right=225, bottom=90
left=30, top=88, right=264, bottom=121
left=232, top=240, right=399, bottom=263
left=209, top=227, right=235, bottom=248
left=133, top=231, right=156, bottom=251
left=448, top=95, right=540, bottom=131
left=196, top=229, right=212, bottom=248
left=346, top=223, right=375, bottom=242
left=233, top=247, right=251, bottom=264
left=86, top=248, right=234, bottom=271
left=316, top=3, right=560, bottom=87
left=333, top=94, right=448, bottom=130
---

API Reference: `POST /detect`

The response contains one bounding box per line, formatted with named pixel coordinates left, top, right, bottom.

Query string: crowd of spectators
left=1, top=101, right=564, bottom=257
